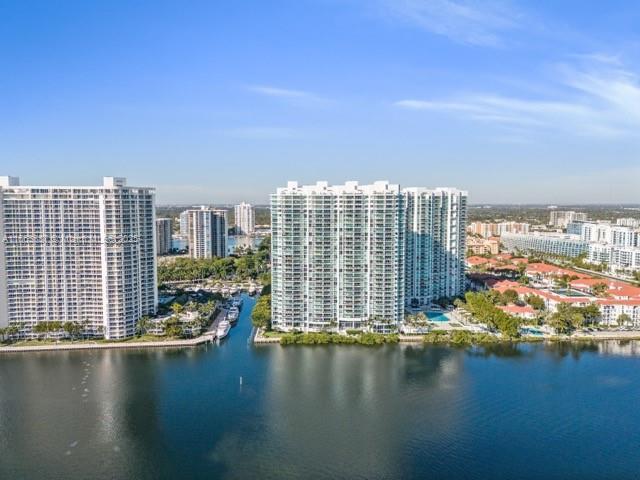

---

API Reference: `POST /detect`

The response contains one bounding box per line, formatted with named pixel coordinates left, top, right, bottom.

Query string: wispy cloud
left=247, top=85, right=330, bottom=106
left=222, top=126, right=298, bottom=140
left=395, top=58, right=640, bottom=138
left=379, top=0, right=521, bottom=47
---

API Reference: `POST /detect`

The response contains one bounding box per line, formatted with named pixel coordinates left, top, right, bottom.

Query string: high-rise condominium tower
left=185, top=206, right=227, bottom=258
left=270, top=181, right=467, bottom=332
left=549, top=210, right=587, bottom=228
left=0, top=176, right=157, bottom=339
left=156, top=218, right=173, bottom=255
left=179, top=210, right=189, bottom=236
left=404, top=188, right=467, bottom=307
left=234, top=202, right=255, bottom=235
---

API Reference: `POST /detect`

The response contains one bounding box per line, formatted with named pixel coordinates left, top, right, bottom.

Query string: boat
left=216, top=320, right=231, bottom=339
left=231, top=297, right=243, bottom=309
left=227, top=306, right=240, bottom=323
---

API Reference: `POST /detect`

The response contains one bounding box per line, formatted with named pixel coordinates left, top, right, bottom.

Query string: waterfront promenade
left=0, top=308, right=228, bottom=354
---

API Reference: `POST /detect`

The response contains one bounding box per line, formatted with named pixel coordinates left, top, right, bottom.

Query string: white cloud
left=247, top=85, right=330, bottom=106
left=395, top=58, right=640, bottom=138
left=248, top=85, right=315, bottom=98
left=379, top=0, right=521, bottom=47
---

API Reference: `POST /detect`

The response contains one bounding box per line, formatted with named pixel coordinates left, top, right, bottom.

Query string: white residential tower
left=0, top=176, right=157, bottom=339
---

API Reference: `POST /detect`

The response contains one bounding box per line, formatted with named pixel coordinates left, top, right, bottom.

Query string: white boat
left=227, top=307, right=240, bottom=323
left=231, top=297, right=243, bottom=309
left=216, top=320, right=231, bottom=339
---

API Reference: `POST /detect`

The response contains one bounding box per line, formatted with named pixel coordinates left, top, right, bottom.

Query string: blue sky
left=1, top=0, right=639, bottom=204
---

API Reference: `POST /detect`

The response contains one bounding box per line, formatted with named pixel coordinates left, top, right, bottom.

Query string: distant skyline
left=2, top=1, right=640, bottom=204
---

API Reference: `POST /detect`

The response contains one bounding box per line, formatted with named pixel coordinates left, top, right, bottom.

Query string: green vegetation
left=525, top=295, right=545, bottom=310
left=423, top=330, right=501, bottom=345
left=158, top=238, right=270, bottom=284
left=528, top=252, right=608, bottom=274
left=591, top=282, right=609, bottom=297
left=553, top=274, right=579, bottom=289
left=279, top=332, right=399, bottom=346
left=547, top=303, right=600, bottom=334
left=251, top=294, right=271, bottom=330
left=149, top=299, right=217, bottom=338
left=404, top=312, right=429, bottom=327
left=460, top=291, right=521, bottom=338
left=617, top=313, right=632, bottom=326
left=0, top=326, right=19, bottom=343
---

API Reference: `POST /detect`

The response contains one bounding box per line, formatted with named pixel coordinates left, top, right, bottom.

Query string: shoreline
left=252, top=328, right=640, bottom=346
left=0, top=335, right=216, bottom=354
left=3, top=329, right=640, bottom=354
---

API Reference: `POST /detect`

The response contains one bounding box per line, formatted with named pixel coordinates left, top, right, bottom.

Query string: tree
left=171, top=302, right=184, bottom=316
left=617, top=313, right=632, bottom=327
left=591, top=282, right=608, bottom=297
left=526, top=295, right=545, bottom=311
left=548, top=304, right=584, bottom=334
left=502, top=289, right=519, bottom=305
left=251, top=294, right=271, bottom=330
left=164, top=316, right=183, bottom=338
left=136, top=316, right=151, bottom=336
left=7, top=325, right=19, bottom=337
left=460, top=291, right=521, bottom=338
left=415, top=312, right=428, bottom=326
left=579, top=304, right=601, bottom=325
left=63, top=321, right=82, bottom=340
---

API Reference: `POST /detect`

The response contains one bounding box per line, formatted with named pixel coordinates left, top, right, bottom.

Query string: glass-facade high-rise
left=271, top=181, right=467, bottom=332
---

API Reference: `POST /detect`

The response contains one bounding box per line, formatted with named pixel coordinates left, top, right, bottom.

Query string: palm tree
left=415, top=312, right=428, bottom=326
left=136, top=316, right=151, bottom=336
left=170, top=302, right=184, bottom=316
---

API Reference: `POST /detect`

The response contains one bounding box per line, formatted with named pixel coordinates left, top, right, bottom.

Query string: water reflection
left=2, top=337, right=640, bottom=479
left=210, top=344, right=466, bottom=479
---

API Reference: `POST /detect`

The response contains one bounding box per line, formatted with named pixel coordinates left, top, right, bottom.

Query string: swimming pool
left=521, top=327, right=543, bottom=336
left=427, top=311, right=450, bottom=322
left=550, top=288, right=590, bottom=297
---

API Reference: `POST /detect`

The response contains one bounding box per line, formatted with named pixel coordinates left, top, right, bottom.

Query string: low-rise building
left=467, top=236, right=500, bottom=255
left=468, top=221, right=529, bottom=238
left=497, top=304, right=537, bottom=320
left=587, top=244, right=640, bottom=273
left=501, top=232, right=589, bottom=258
left=490, top=273, right=640, bottom=327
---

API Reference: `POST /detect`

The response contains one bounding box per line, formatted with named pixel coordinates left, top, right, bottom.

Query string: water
left=226, top=235, right=263, bottom=254
left=427, top=311, right=451, bottom=322
left=171, top=235, right=263, bottom=254
left=171, top=236, right=187, bottom=251
left=1, top=296, right=640, bottom=479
